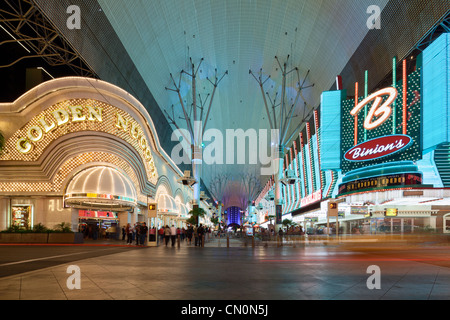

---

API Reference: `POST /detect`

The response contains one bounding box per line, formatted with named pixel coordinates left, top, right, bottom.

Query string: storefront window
left=11, top=205, right=32, bottom=229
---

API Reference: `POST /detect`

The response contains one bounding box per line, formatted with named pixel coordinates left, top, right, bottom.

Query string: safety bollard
left=252, top=236, right=255, bottom=248
left=177, top=235, right=180, bottom=248
left=227, top=236, right=229, bottom=248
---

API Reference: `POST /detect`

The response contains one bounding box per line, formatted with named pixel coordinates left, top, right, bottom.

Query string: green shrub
left=53, top=222, right=73, bottom=233
left=1, top=222, right=73, bottom=233
left=2, top=225, right=25, bottom=233
left=33, top=223, right=49, bottom=233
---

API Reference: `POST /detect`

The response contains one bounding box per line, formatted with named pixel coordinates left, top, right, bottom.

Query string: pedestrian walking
left=181, top=227, right=186, bottom=242
left=135, top=223, right=141, bottom=245
left=140, top=222, right=148, bottom=246
left=198, top=224, right=205, bottom=247
left=186, top=225, right=193, bottom=245
left=158, top=226, right=164, bottom=243
left=170, top=224, right=177, bottom=247
left=164, top=225, right=171, bottom=246
left=126, top=223, right=133, bottom=245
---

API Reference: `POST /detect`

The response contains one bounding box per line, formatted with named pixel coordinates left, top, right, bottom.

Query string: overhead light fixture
left=280, top=169, right=298, bottom=186
left=177, top=170, right=197, bottom=186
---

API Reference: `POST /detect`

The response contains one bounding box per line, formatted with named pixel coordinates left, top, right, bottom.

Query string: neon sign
left=339, top=172, right=422, bottom=194
left=300, top=189, right=322, bottom=207
left=17, top=106, right=103, bottom=154
left=13, top=101, right=157, bottom=177
left=344, top=134, right=413, bottom=162
left=340, top=65, right=422, bottom=174
left=350, top=87, right=398, bottom=130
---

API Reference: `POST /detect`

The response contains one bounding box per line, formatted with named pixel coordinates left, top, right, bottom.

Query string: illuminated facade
left=257, top=33, right=450, bottom=235
left=0, top=77, right=199, bottom=234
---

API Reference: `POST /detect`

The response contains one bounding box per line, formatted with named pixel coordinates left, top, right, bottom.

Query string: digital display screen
left=339, top=172, right=423, bottom=194
left=385, top=208, right=398, bottom=217
left=351, top=206, right=368, bottom=215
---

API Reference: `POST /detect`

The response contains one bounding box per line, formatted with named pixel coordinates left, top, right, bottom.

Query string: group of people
left=80, top=223, right=115, bottom=240
left=80, top=223, right=99, bottom=240
left=121, top=223, right=212, bottom=247
left=122, top=222, right=149, bottom=246
left=158, top=224, right=210, bottom=247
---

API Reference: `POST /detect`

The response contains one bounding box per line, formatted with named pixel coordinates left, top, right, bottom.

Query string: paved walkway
left=0, top=238, right=449, bottom=300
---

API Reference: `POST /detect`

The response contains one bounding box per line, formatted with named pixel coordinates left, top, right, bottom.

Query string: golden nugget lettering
left=15, top=104, right=156, bottom=176
left=115, top=112, right=156, bottom=172
left=17, top=105, right=103, bottom=154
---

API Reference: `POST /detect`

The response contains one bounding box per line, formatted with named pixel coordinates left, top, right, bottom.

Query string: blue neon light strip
left=320, top=90, right=344, bottom=170
left=422, top=33, right=450, bottom=151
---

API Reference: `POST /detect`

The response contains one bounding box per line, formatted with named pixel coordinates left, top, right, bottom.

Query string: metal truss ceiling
left=96, top=0, right=389, bottom=189
left=0, top=0, right=96, bottom=77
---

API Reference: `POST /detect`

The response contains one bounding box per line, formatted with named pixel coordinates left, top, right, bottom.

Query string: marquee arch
left=0, top=77, right=195, bottom=207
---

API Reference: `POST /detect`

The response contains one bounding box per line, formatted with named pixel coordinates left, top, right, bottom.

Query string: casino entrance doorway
left=64, top=166, right=138, bottom=240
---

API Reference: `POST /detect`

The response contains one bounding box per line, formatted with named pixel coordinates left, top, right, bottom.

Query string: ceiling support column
left=165, top=57, right=227, bottom=209
left=251, top=56, right=314, bottom=232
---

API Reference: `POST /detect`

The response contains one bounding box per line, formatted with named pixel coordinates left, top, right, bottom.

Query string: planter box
left=47, top=233, right=75, bottom=244
left=22, top=233, right=49, bottom=243
left=0, top=232, right=84, bottom=244
left=0, top=233, right=23, bottom=243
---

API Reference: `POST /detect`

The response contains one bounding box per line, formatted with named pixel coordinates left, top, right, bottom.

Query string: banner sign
left=300, top=190, right=322, bottom=207
left=339, top=172, right=422, bottom=194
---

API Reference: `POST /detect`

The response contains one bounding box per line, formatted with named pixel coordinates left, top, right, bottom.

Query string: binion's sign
left=341, top=65, right=422, bottom=173
left=344, top=134, right=413, bottom=162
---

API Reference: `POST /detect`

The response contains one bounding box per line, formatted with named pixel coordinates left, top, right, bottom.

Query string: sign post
left=328, top=201, right=338, bottom=238
left=147, top=203, right=157, bottom=246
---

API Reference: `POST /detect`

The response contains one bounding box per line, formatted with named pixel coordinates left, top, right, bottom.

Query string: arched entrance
left=65, top=166, right=137, bottom=240
left=157, top=193, right=179, bottom=227
left=176, top=201, right=189, bottom=228
left=0, top=77, right=194, bottom=236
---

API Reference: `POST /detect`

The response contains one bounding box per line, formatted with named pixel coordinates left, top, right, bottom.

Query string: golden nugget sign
left=17, top=105, right=103, bottom=153
left=15, top=101, right=156, bottom=176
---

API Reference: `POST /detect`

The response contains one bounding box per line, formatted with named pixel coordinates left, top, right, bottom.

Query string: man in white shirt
left=170, top=224, right=177, bottom=247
